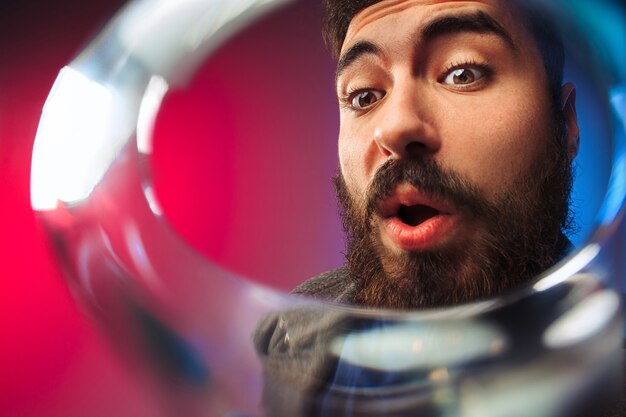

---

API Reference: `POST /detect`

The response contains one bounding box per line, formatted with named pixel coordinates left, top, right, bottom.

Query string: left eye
left=442, top=67, right=485, bottom=86
left=349, top=90, right=384, bottom=110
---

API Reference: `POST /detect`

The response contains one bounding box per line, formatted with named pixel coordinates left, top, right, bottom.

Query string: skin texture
left=333, top=0, right=580, bottom=308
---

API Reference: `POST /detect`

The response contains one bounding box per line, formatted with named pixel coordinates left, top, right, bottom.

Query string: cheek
left=338, top=122, right=374, bottom=197
left=338, top=135, right=362, bottom=201
left=442, top=92, right=553, bottom=197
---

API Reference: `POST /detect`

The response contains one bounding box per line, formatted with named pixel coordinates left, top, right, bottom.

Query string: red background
left=1, top=1, right=344, bottom=415
left=2, top=1, right=624, bottom=416
left=0, top=1, right=167, bottom=416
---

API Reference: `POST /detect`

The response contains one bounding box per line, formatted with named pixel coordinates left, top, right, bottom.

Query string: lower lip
left=382, top=215, right=456, bottom=251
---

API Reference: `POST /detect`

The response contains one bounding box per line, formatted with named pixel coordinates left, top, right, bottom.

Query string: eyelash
left=342, top=87, right=366, bottom=101
left=439, top=59, right=493, bottom=86
left=340, top=87, right=380, bottom=111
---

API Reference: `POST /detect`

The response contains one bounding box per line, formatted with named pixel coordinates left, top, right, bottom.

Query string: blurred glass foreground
left=31, top=0, right=624, bottom=416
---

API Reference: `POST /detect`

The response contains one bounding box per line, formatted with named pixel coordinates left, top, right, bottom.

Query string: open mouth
left=378, top=184, right=449, bottom=226
left=397, top=204, right=440, bottom=227
left=378, top=184, right=456, bottom=251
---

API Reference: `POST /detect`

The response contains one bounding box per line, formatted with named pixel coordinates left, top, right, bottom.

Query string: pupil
left=453, top=69, right=474, bottom=84
left=359, top=92, right=373, bottom=107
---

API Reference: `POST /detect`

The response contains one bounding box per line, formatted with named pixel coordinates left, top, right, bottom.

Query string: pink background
left=1, top=0, right=623, bottom=415
left=1, top=1, right=164, bottom=416
left=1, top=0, right=343, bottom=415
left=151, top=0, right=344, bottom=291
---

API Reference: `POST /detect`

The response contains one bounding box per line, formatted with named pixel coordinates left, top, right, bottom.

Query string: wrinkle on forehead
left=343, top=0, right=508, bottom=53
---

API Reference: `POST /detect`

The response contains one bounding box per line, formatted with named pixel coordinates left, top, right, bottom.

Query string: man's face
left=334, top=0, right=577, bottom=308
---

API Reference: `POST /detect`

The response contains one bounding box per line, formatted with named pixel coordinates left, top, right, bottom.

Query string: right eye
left=349, top=90, right=384, bottom=110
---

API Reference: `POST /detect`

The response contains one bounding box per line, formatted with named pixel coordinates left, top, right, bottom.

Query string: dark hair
left=322, top=0, right=565, bottom=110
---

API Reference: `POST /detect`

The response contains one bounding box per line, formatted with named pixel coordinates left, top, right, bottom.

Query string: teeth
left=398, top=204, right=439, bottom=226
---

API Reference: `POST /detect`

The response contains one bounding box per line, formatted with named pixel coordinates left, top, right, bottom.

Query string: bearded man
left=293, top=0, right=579, bottom=309
left=252, top=1, right=623, bottom=416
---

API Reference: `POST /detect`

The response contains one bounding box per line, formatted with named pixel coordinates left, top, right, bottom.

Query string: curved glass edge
left=28, top=0, right=625, bottom=414
left=29, top=0, right=626, bottom=314
left=597, top=85, right=626, bottom=225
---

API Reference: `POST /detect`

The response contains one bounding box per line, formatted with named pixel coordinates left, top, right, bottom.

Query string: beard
left=334, top=138, right=574, bottom=310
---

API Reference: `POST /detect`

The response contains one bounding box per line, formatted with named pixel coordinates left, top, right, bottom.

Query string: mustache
left=364, top=157, right=490, bottom=220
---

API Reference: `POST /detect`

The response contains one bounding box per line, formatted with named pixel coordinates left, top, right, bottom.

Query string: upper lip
left=378, top=183, right=453, bottom=219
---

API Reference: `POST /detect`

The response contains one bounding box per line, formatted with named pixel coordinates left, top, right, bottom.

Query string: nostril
left=405, top=141, right=429, bottom=156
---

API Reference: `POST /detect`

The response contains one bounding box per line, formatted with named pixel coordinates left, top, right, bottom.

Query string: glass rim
left=30, top=0, right=626, bottom=320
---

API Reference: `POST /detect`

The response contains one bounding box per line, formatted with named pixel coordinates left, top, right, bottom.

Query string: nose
left=374, top=84, right=440, bottom=159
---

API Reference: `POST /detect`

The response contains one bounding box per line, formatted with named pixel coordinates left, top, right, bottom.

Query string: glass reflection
left=30, top=0, right=624, bottom=416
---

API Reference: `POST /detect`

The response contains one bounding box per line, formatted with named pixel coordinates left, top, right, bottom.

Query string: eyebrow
left=336, top=40, right=380, bottom=81
left=421, top=11, right=517, bottom=51
left=335, top=11, right=517, bottom=81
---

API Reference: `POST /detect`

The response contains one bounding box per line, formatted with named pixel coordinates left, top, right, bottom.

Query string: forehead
left=342, top=0, right=526, bottom=53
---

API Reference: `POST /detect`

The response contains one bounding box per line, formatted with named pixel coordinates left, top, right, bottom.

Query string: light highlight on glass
left=543, top=289, right=620, bottom=349
left=29, top=0, right=625, bottom=415
left=31, top=67, right=114, bottom=210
